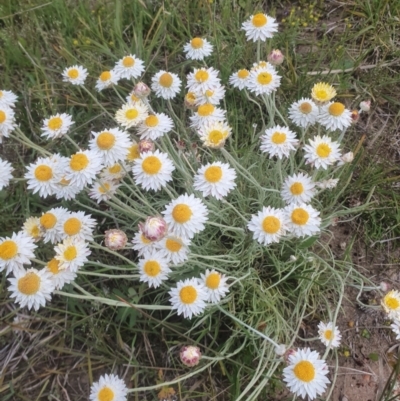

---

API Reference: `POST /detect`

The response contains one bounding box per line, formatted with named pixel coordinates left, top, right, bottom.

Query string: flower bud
left=138, top=139, right=155, bottom=154
left=267, top=49, right=284, bottom=66
left=104, top=229, right=128, bottom=250
left=184, top=91, right=197, bottom=109
left=133, top=81, right=151, bottom=98
left=359, top=100, right=371, bottom=112
left=380, top=282, right=390, bottom=292
left=275, top=344, right=287, bottom=356
left=180, top=345, right=201, bottom=367
left=139, top=216, right=168, bottom=242
left=340, top=151, right=354, bottom=164
left=283, top=348, right=297, bottom=364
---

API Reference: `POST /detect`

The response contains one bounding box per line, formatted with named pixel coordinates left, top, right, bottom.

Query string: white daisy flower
left=283, top=348, right=330, bottom=400
left=8, top=267, right=55, bottom=311
left=41, top=113, right=74, bottom=140
left=54, top=237, right=91, bottom=272
left=132, top=231, right=157, bottom=257
left=183, top=37, right=213, bottom=60
left=89, top=373, right=128, bottom=401
left=22, top=217, right=43, bottom=242
left=113, top=54, right=145, bottom=79
left=40, top=207, right=69, bottom=244
left=100, top=161, right=128, bottom=181
left=0, top=158, right=14, bottom=189
left=115, top=102, right=149, bottom=129
left=194, top=84, right=226, bottom=106
left=62, top=65, right=88, bottom=86
left=0, top=89, right=17, bottom=108
left=247, top=65, right=281, bottom=96
left=281, top=172, right=315, bottom=205
left=65, top=149, right=103, bottom=188
left=155, top=235, right=191, bottom=265
left=151, top=70, right=182, bottom=100
left=198, top=121, right=232, bottom=149
left=58, top=211, right=96, bottom=242
left=193, top=161, right=236, bottom=200
left=45, top=257, right=77, bottom=290
left=260, top=125, right=299, bottom=159
left=288, top=97, right=319, bottom=128
left=189, top=104, right=226, bottom=129
left=54, top=176, right=82, bottom=200
left=303, top=135, right=341, bottom=169
left=25, top=156, right=61, bottom=197
left=318, top=101, right=353, bottom=131
left=162, top=194, right=208, bottom=239
left=390, top=319, right=400, bottom=340
left=241, top=13, right=279, bottom=42
left=229, top=69, right=250, bottom=90
left=318, top=321, right=342, bottom=348
left=89, top=179, right=120, bottom=203
left=137, top=112, right=174, bottom=141
left=382, top=290, right=400, bottom=320
left=89, top=128, right=132, bottom=166
left=138, top=250, right=171, bottom=288
left=169, top=278, right=207, bottom=319
left=187, top=67, right=221, bottom=94
left=247, top=206, right=287, bottom=246
left=0, top=105, right=16, bottom=140
left=284, top=203, right=321, bottom=238
left=132, top=150, right=175, bottom=192
left=95, top=69, right=119, bottom=91
left=200, top=269, right=229, bottom=303
left=125, top=142, right=141, bottom=162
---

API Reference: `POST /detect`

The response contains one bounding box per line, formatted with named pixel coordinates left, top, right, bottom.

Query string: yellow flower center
left=0, top=110, right=6, bottom=123
left=100, top=71, right=111, bottom=81
left=252, top=13, right=267, bottom=27
left=98, top=386, right=115, bottom=401
left=159, top=72, right=173, bottom=88
left=130, top=94, right=140, bottom=102
left=385, top=296, right=400, bottom=310
left=122, top=56, right=135, bottom=67
left=191, top=37, right=204, bottom=49
left=316, top=143, right=331, bottom=158
left=70, top=153, right=89, bottom=171
left=271, top=132, right=286, bottom=144
left=208, top=130, right=224, bottom=145
left=47, top=258, right=60, bottom=274
left=143, top=260, right=161, bottom=277
left=195, top=70, right=209, bottom=83
left=64, top=245, right=77, bottom=261
left=99, top=183, right=111, bottom=193
left=165, top=238, right=182, bottom=252
left=172, top=204, right=192, bottom=224
left=47, top=117, right=63, bottom=131
left=67, top=68, right=79, bottom=79
left=64, top=217, right=82, bottom=236
left=257, top=72, right=272, bottom=85
left=299, top=102, right=312, bottom=114
left=141, top=234, right=151, bottom=244
left=262, top=216, right=281, bottom=234
left=109, top=164, right=122, bottom=174
left=145, top=115, right=159, bottom=127
left=179, top=285, right=197, bottom=304
left=290, top=182, right=304, bottom=195
left=34, top=165, right=53, bottom=181
left=127, top=144, right=140, bottom=161
left=205, top=89, right=214, bottom=97
left=328, top=102, right=345, bottom=116
left=142, top=156, right=162, bottom=175
left=29, top=224, right=41, bottom=238
left=315, top=89, right=328, bottom=101
left=18, top=272, right=40, bottom=295
left=40, top=213, right=57, bottom=230
left=291, top=208, right=309, bottom=225
left=205, top=272, right=220, bottom=289
left=293, top=360, right=315, bottom=383
left=204, top=166, right=222, bottom=183
left=238, top=69, right=249, bottom=79
left=97, top=132, right=116, bottom=150
left=0, top=91, right=3, bottom=98
left=125, top=108, right=139, bottom=120
left=324, top=329, right=333, bottom=340
left=0, top=240, right=18, bottom=260
left=59, top=177, right=71, bottom=186
left=198, top=103, right=215, bottom=117
left=186, top=92, right=196, bottom=103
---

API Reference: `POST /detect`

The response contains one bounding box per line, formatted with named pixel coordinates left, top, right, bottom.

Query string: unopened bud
left=184, top=92, right=197, bottom=109
left=138, top=139, right=155, bottom=154
left=180, top=345, right=201, bottom=367
left=139, top=216, right=168, bottom=242
left=380, top=282, right=390, bottom=292
left=267, top=49, right=284, bottom=66
left=359, top=100, right=371, bottom=112
left=351, top=110, right=359, bottom=123
left=340, top=151, right=354, bottom=164
left=284, top=348, right=297, bottom=364
left=104, top=229, right=128, bottom=250
left=275, top=344, right=287, bottom=356
left=290, top=255, right=297, bottom=262
left=133, top=81, right=151, bottom=98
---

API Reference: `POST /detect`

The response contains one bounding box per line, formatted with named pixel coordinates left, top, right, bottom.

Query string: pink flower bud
left=104, top=229, right=128, bottom=250
left=180, top=345, right=201, bottom=367
left=267, top=49, right=284, bottom=66
left=133, top=81, right=151, bottom=98
left=359, top=100, right=371, bottom=112
left=138, top=139, right=155, bottom=153
left=380, top=282, right=390, bottom=292
left=283, top=348, right=297, bottom=364
left=139, top=216, right=168, bottom=242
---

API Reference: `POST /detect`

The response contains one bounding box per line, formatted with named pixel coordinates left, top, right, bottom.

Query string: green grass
left=1, top=0, right=400, bottom=400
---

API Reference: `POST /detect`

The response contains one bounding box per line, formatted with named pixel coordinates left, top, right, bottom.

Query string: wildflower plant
left=0, top=7, right=381, bottom=401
